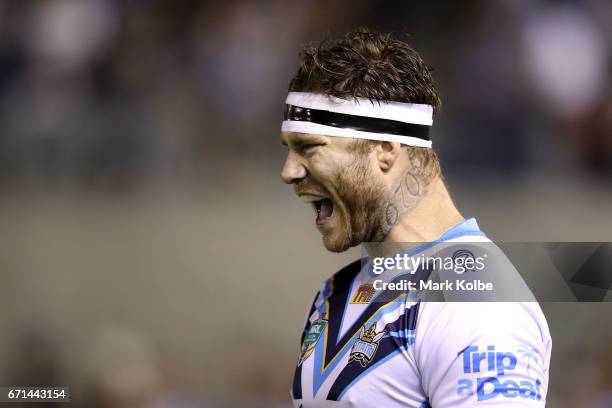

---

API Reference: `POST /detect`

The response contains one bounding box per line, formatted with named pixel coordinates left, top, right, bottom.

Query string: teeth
left=299, top=194, right=326, bottom=203
left=313, top=200, right=322, bottom=214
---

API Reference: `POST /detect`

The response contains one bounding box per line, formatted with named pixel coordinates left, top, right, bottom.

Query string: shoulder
left=415, top=302, right=550, bottom=347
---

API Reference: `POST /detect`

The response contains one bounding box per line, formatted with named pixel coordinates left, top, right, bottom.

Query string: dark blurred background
left=0, top=0, right=610, bottom=407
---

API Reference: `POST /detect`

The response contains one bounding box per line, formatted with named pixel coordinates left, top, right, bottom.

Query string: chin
left=322, top=239, right=351, bottom=253
left=322, top=229, right=355, bottom=253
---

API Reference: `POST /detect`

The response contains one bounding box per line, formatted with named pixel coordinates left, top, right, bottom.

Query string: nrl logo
left=349, top=323, right=387, bottom=367
left=298, top=318, right=327, bottom=366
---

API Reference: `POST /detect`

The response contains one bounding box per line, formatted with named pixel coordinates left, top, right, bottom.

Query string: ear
left=375, top=141, right=402, bottom=171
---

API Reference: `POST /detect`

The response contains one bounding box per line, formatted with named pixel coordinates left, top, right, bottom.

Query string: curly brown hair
left=288, top=28, right=442, bottom=182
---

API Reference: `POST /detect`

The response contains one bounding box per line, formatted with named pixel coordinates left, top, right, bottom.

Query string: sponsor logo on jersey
left=350, top=284, right=376, bottom=304
left=456, top=345, right=543, bottom=402
left=349, top=323, right=386, bottom=367
left=298, top=318, right=327, bottom=366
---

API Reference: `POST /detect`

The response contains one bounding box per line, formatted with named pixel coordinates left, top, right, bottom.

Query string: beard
left=322, top=158, right=388, bottom=253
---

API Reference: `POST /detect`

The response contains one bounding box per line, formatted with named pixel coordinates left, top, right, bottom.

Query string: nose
left=281, top=150, right=307, bottom=184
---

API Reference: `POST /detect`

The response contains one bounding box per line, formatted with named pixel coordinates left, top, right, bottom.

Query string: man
left=281, top=29, right=551, bottom=407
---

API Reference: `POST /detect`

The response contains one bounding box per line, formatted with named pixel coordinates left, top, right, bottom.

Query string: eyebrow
left=282, top=135, right=327, bottom=148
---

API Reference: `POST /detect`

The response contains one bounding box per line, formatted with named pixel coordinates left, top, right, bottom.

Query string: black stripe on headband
left=284, top=104, right=430, bottom=141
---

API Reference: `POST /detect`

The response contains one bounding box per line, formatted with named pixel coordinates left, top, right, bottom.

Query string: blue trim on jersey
left=419, top=399, right=432, bottom=408
left=322, top=278, right=332, bottom=298
left=366, top=218, right=484, bottom=278
left=311, top=298, right=404, bottom=397
left=317, top=303, right=326, bottom=316
left=387, top=328, right=416, bottom=347
left=327, top=303, right=420, bottom=400
left=387, top=329, right=415, bottom=338
left=293, top=290, right=323, bottom=400
left=437, top=217, right=484, bottom=242
left=336, top=276, right=357, bottom=345
left=296, top=218, right=486, bottom=402
left=337, top=348, right=403, bottom=400
left=316, top=278, right=333, bottom=316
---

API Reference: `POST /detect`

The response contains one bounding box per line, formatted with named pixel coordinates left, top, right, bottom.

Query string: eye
left=301, top=144, right=322, bottom=153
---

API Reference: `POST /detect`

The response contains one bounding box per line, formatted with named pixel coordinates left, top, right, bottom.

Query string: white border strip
left=286, top=92, right=433, bottom=126
left=281, top=121, right=433, bottom=148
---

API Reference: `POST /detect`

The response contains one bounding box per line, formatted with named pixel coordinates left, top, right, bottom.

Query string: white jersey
left=291, top=219, right=552, bottom=407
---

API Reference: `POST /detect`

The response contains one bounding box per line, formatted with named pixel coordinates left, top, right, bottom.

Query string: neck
left=364, top=177, right=464, bottom=258
left=386, top=177, right=464, bottom=242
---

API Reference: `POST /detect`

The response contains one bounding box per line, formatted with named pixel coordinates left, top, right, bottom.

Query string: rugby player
left=281, top=29, right=552, bottom=407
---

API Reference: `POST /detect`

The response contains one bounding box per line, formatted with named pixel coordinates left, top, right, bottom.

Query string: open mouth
left=298, top=194, right=334, bottom=225
left=313, top=198, right=333, bottom=224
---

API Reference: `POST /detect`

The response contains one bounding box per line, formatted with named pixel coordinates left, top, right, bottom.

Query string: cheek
left=312, top=150, right=374, bottom=204
left=305, top=154, right=334, bottom=181
left=308, top=158, right=344, bottom=190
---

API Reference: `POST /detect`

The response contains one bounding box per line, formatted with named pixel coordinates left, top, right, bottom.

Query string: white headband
left=281, top=92, right=433, bottom=148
